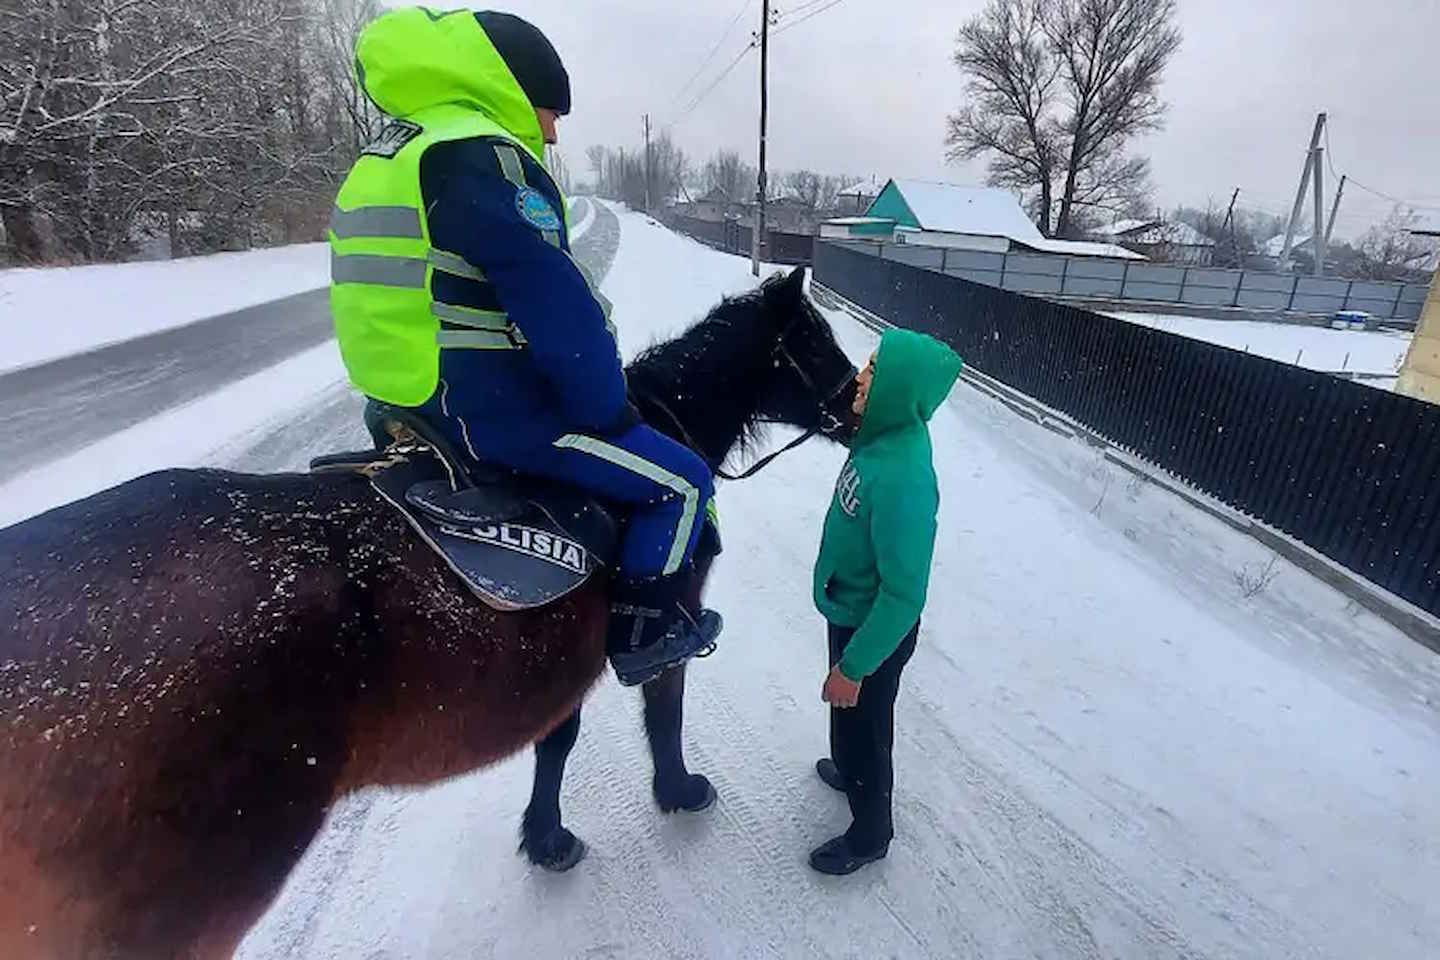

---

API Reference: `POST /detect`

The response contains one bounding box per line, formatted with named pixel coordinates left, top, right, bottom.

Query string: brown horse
left=0, top=267, right=855, bottom=959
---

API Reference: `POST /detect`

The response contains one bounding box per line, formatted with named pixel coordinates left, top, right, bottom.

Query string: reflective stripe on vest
left=331, top=251, right=427, bottom=288
left=431, top=302, right=527, bottom=345
left=436, top=329, right=522, bottom=350
left=429, top=248, right=487, bottom=282
left=329, top=205, right=423, bottom=240
left=333, top=206, right=517, bottom=349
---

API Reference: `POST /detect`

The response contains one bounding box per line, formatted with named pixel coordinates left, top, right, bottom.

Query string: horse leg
left=520, top=708, right=588, bottom=872
left=645, top=665, right=717, bottom=813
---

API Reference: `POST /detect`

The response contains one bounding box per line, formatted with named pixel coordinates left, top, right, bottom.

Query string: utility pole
left=1223, top=187, right=1241, bottom=267
left=1325, top=174, right=1348, bottom=245
left=1311, top=142, right=1327, bottom=276
left=642, top=113, right=652, bottom=215
left=1278, top=112, right=1326, bottom=272
left=751, top=0, right=771, bottom=277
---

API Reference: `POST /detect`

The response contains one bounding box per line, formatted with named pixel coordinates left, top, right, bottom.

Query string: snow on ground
left=232, top=207, right=1440, bottom=960
left=1106, top=310, right=1413, bottom=377
left=567, top=195, right=597, bottom=243
left=0, top=342, right=349, bottom=529
left=0, top=242, right=329, bottom=374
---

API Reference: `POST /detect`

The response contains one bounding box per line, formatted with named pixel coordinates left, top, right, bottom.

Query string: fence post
left=1391, top=283, right=1406, bottom=320
left=1120, top=260, right=1131, bottom=298
left=1287, top=274, right=1299, bottom=312
left=1178, top=264, right=1189, bottom=303
left=940, top=247, right=949, bottom=275
left=1233, top=269, right=1244, bottom=307
left=1343, top=278, right=1354, bottom=312
left=999, top=252, right=1008, bottom=291
left=1059, top=256, right=1070, bottom=295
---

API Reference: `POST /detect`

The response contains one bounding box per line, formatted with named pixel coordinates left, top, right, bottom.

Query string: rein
left=640, top=391, right=822, bottom=481
left=635, top=318, right=855, bottom=483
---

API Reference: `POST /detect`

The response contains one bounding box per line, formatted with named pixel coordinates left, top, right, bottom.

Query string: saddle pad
left=369, top=455, right=615, bottom=612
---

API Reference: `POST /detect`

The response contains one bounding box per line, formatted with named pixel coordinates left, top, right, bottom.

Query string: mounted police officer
left=328, top=7, right=720, bottom=685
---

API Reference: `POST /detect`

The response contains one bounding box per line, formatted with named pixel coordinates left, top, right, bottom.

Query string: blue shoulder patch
left=516, top=187, right=562, bottom=232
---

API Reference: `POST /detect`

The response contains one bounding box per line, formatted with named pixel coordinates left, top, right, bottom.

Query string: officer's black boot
left=607, top=574, right=722, bottom=687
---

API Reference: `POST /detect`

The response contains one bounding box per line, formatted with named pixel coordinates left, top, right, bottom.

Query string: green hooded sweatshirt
left=813, top=329, right=963, bottom=680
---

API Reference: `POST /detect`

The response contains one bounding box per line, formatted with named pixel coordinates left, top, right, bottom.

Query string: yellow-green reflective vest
left=329, top=105, right=564, bottom=406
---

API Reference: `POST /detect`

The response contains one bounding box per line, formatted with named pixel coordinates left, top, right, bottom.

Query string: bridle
left=638, top=316, right=856, bottom=482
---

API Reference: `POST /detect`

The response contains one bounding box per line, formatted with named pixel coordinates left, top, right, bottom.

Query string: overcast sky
left=430, top=0, right=1439, bottom=239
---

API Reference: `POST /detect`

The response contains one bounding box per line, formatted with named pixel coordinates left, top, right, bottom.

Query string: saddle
left=311, top=402, right=619, bottom=611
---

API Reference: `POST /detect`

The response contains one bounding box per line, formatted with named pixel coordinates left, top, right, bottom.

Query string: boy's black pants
left=827, top=620, right=919, bottom=854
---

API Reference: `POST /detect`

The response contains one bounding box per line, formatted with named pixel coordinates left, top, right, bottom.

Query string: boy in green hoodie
left=809, top=328, right=963, bottom=875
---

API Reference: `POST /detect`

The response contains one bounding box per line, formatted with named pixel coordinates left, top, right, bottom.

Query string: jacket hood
left=854, top=329, right=963, bottom=445
left=355, top=8, right=545, bottom=158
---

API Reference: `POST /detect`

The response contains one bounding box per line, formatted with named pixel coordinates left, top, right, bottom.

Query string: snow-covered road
left=224, top=208, right=1440, bottom=960
left=0, top=199, right=617, bottom=526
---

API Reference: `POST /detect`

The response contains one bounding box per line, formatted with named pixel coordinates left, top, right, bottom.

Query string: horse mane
left=624, top=282, right=783, bottom=465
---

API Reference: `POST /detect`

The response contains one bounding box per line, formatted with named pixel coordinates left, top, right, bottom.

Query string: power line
left=1323, top=121, right=1440, bottom=212
left=773, top=0, right=849, bottom=36
left=668, top=0, right=753, bottom=110
left=1346, top=177, right=1440, bottom=212
left=667, top=41, right=757, bottom=127
left=777, top=0, right=830, bottom=18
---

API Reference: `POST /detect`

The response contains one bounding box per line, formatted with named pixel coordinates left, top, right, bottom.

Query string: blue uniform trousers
left=418, top=392, right=713, bottom=579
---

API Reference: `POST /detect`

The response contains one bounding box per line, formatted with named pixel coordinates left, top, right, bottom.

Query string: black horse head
left=626, top=266, right=858, bottom=471
left=752, top=266, right=859, bottom=436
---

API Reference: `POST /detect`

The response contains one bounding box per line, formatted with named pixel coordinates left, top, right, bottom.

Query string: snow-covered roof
left=1262, top=233, right=1313, bottom=257
left=1017, top=238, right=1147, bottom=260
left=836, top=181, right=875, bottom=196
left=823, top=216, right=894, bottom=226
left=1094, top=219, right=1214, bottom=247
left=891, top=179, right=1045, bottom=242
left=1408, top=216, right=1440, bottom=237
left=1093, top=218, right=1151, bottom=237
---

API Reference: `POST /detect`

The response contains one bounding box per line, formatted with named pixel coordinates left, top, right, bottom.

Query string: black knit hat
left=474, top=12, right=571, bottom=115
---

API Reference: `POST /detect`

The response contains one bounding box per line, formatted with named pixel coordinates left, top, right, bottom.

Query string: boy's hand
left=822, top=666, right=862, bottom=708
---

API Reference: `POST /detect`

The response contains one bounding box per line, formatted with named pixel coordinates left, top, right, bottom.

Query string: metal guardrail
left=831, top=240, right=1428, bottom=322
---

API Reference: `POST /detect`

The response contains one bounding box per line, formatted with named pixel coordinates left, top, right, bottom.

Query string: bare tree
left=585, top=144, right=605, bottom=186
left=703, top=149, right=755, bottom=202
left=0, top=0, right=380, bottom=264
left=547, top=147, right=574, bottom=194
left=946, top=0, right=1062, bottom=234
left=816, top=174, right=848, bottom=213
left=1358, top=206, right=1439, bottom=280
left=783, top=170, right=823, bottom=209
left=648, top=131, right=690, bottom=205
left=947, top=0, right=1178, bottom=237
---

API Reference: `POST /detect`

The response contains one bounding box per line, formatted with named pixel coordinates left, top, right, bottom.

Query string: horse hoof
left=523, top=827, right=588, bottom=872
left=655, top=774, right=717, bottom=814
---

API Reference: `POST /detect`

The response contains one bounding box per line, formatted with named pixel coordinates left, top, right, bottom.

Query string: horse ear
left=782, top=265, right=807, bottom=299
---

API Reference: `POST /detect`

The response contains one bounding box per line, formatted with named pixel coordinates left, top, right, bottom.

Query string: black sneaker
left=808, top=835, right=888, bottom=876
left=610, top=608, right=722, bottom=686
left=815, top=758, right=846, bottom=793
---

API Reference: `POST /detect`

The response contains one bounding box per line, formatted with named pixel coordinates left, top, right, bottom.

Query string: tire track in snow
left=897, top=678, right=1261, bottom=959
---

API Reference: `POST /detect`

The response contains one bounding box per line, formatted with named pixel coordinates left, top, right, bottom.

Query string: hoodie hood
left=355, top=8, right=545, bottom=159
left=853, top=329, right=963, bottom=446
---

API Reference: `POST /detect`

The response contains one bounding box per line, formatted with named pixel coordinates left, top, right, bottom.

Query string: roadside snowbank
left=0, top=343, right=348, bottom=528
left=0, top=242, right=329, bottom=374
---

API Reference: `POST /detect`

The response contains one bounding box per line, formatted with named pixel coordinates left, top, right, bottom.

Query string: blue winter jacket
left=418, top=138, right=630, bottom=458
